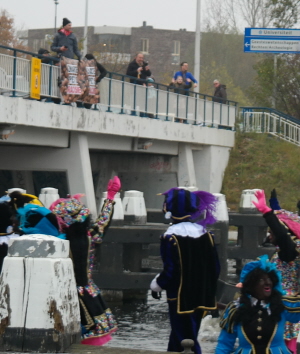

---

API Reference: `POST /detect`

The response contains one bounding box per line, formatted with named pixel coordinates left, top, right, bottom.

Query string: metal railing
left=0, top=45, right=237, bottom=128
left=240, top=107, right=300, bottom=146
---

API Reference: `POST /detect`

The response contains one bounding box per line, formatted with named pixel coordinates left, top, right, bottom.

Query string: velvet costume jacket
left=215, top=296, right=300, bottom=354
left=155, top=222, right=220, bottom=313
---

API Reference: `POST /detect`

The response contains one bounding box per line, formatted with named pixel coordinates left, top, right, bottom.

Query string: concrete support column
left=178, top=144, right=197, bottom=188
left=0, top=132, right=97, bottom=217
left=64, top=132, right=97, bottom=216
left=193, top=145, right=231, bottom=192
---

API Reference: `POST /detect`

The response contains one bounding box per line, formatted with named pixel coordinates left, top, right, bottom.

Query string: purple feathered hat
left=161, top=188, right=217, bottom=226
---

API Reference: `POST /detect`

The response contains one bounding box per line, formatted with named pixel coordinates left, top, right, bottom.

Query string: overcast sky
left=3, top=0, right=206, bottom=32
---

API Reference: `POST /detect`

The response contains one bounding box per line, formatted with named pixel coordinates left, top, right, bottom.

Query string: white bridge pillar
left=0, top=235, right=81, bottom=352
left=0, top=132, right=97, bottom=217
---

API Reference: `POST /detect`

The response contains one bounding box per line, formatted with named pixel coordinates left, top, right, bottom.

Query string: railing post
left=185, top=94, right=188, bottom=124
left=120, top=75, right=125, bottom=114
left=145, top=85, right=148, bottom=117
left=203, top=95, right=206, bottom=126
left=155, top=87, right=159, bottom=119
left=132, top=84, right=137, bottom=116
left=12, top=49, right=17, bottom=97
left=48, top=61, right=53, bottom=100
left=212, top=101, right=214, bottom=127
left=193, top=93, right=198, bottom=125
left=227, top=103, right=230, bottom=127
left=176, top=93, right=179, bottom=121
left=106, top=73, right=112, bottom=112
left=165, top=86, right=170, bottom=121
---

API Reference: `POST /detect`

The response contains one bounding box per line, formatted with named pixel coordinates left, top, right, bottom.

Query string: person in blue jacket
left=150, top=188, right=220, bottom=354
left=215, top=255, right=300, bottom=354
left=172, top=62, right=198, bottom=94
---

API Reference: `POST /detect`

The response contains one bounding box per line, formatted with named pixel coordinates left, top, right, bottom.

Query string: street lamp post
left=54, top=0, right=59, bottom=34
left=194, top=0, right=201, bottom=93
left=83, top=0, right=89, bottom=56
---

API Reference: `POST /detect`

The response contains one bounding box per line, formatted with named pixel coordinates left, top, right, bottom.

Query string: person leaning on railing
left=212, top=79, right=227, bottom=104
left=83, top=54, right=107, bottom=109
left=126, top=52, right=151, bottom=85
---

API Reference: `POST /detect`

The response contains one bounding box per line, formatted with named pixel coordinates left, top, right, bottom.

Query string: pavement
left=70, top=345, right=178, bottom=353
left=0, top=346, right=178, bottom=354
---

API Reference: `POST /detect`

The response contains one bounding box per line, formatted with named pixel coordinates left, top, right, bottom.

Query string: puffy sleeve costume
left=150, top=188, right=220, bottom=354
left=50, top=177, right=120, bottom=346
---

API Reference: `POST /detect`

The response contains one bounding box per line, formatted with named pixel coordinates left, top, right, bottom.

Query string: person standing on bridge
left=126, top=52, right=151, bottom=85
left=150, top=188, right=220, bottom=354
left=172, top=62, right=198, bottom=95
left=253, top=189, right=300, bottom=354
left=212, top=80, right=227, bottom=104
left=51, top=18, right=81, bottom=60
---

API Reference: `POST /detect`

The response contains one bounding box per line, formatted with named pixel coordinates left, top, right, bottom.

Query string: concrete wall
left=193, top=145, right=231, bottom=193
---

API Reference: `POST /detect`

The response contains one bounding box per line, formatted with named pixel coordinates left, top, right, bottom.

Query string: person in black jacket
left=85, top=54, right=107, bottom=83
left=38, top=48, right=51, bottom=64
left=213, top=79, right=227, bottom=104
left=126, top=52, right=151, bottom=85
left=51, top=18, right=81, bottom=60
left=83, top=54, right=107, bottom=109
left=253, top=189, right=300, bottom=353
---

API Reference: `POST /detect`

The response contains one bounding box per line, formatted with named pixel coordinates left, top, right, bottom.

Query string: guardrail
left=240, top=106, right=300, bottom=146
left=0, top=44, right=237, bottom=128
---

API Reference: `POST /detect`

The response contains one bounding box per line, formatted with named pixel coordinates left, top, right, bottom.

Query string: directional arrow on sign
left=245, top=42, right=250, bottom=47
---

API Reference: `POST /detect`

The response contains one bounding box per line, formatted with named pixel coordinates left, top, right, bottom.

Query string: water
left=106, top=291, right=220, bottom=353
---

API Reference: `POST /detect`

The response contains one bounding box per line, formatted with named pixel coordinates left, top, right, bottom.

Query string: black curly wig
left=234, top=268, right=284, bottom=325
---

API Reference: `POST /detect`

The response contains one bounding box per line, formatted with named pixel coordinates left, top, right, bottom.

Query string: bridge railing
left=240, top=106, right=300, bottom=146
left=0, top=45, right=237, bottom=128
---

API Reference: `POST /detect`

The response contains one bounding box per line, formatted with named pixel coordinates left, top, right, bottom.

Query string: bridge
left=0, top=45, right=238, bottom=215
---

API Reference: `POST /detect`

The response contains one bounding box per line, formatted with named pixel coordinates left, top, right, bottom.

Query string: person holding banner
left=51, top=18, right=81, bottom=60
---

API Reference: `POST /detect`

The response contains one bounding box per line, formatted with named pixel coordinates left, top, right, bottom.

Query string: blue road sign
left=244, top=28, right=300, bottom=53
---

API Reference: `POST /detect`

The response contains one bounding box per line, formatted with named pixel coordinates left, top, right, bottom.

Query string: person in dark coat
left=85, top=54, right=107, bottom=83
left=126, top=52, right=151, bottom=85
left=213, top=79, right=227, bottom=104
left=38, top=48, right=51, bottom=64
left=150, top=188, right=220, bottom=354
left=169, top=76, right=192, bottom=95
left=51, top=18, right=81, bottom=60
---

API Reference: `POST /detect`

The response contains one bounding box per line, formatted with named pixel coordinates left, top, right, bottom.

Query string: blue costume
left=215, top=255, right=300, bottom=354
left=216, top=297, right=300, bottom=354
left=150, top=188, right=220, bottom=354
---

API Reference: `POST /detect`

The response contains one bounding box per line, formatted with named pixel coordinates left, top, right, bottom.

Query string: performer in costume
left=8, top=191, right=65, bottom=239
left=150, top=188, right=220, bottom=354
left=0, top=191, right=65, bottom=272
left=215, top=255, right=300, bottom=354
left=253, top=189, right=300, bottom=354
left=50, top=176, right=120, bottom=345
left=0, top=195, right=17, bottom=273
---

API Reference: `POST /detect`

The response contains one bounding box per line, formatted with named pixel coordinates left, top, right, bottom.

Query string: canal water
left=106, top=291, right=220, bottom=353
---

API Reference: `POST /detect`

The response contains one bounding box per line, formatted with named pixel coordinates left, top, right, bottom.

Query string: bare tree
left=236, top=0, right=273, bottom=28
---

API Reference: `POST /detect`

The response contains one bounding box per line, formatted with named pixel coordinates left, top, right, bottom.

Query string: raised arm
left=253, top=190, right=298, bottom=262
left=89, top=176, right=121, bottom=242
